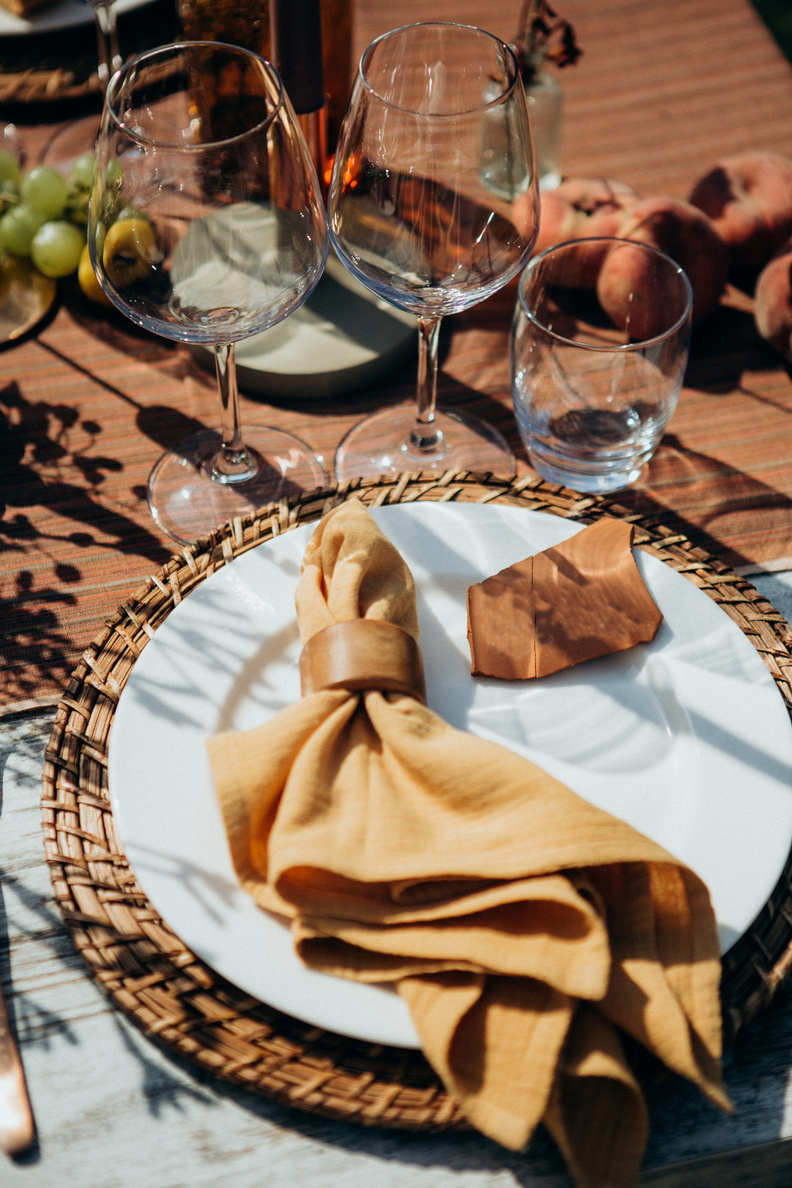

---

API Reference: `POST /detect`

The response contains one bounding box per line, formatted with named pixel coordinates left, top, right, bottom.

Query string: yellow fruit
left=78, top=243, right=112, bottom=306
left=102, top=217, right=159, bottom=287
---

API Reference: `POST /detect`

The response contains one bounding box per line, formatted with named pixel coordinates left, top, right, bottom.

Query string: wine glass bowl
left=89, top=42, right=329, bottom=543
left=328, top=21, right=539, bottom=480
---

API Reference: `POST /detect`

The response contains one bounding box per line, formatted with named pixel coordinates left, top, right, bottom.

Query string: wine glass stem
left=410, top=316, right=444, bottom=455
left=93, top=2, right=122, bottom=92
left=211, top=342, right=257, bottom=484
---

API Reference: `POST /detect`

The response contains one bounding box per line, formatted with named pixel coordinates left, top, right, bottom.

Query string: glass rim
left=358, top=21, right=522, bottom=117
left=517, top=236, right=694, bottom=350
left=104, top=40, right=284, bottom=151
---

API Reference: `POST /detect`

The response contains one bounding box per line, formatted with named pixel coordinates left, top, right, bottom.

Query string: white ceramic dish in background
left=107, top=503, right=792, bottom=1049
left=0, top=0, right=151, bottom=35
left=189, top=250, right=416, bottom=401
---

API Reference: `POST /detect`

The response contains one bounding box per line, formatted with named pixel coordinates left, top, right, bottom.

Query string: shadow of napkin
left=206, top=499, right=729, bottom=1188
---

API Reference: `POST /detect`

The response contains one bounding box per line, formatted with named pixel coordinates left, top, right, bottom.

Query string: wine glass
left=84, top=0, right=122, bottom=92
left=89, top=42, right=329, bottom=544
left=328, top=21, right=539, bottom=481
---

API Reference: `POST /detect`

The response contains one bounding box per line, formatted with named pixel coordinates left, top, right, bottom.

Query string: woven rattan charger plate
left=41, top=471, right=792, bottom=1131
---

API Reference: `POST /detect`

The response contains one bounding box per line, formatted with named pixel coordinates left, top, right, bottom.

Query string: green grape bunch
left=0, top=149, right=96, bottom=282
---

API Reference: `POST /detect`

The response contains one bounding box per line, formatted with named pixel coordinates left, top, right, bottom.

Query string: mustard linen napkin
left=207, top=500, right=729, bottom=1188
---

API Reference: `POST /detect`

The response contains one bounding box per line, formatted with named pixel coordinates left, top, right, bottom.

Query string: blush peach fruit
left=754, top=239, right=792, bottom=363
left=534, top=177, right=641, bottom=286
left=533, top=180, right=727, bottom=323
left=615, top=195, right=728, bottom=326
left=596, top=240, right=689, bottom=341
left=688, top=152, right=792, bottom=273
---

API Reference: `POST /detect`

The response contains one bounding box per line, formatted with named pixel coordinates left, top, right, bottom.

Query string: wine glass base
left=148, top=427, right=328, bottom=545
left=334, top=405, right=516, bottom=482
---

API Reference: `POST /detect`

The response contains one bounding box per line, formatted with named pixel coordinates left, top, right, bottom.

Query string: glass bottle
left=177, top=0, right=352, bottom=174
left=178, top=0, right=271, bottom=57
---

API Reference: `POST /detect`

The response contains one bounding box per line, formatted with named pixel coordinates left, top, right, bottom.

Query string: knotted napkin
left=207, top=499, right=729, bottom=1188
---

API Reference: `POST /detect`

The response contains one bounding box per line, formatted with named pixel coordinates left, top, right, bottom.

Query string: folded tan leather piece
left=467, top=516, right=663, bottom=679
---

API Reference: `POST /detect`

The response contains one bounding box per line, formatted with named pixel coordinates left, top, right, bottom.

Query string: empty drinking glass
left=511, top=237, right=692, bottom=492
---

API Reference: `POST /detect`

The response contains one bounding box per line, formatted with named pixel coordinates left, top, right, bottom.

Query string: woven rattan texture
left=0, top=0, right=178, bottom=106
left=0, top=66, right=99, bottom=104
left=41, top=472, right=792, bottom=1128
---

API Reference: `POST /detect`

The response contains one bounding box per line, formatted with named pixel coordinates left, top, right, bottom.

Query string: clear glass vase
left=526, top=71, right=563, bottom=191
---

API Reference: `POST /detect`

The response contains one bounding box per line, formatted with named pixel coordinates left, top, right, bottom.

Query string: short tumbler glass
left=511, top=237, right=693, bottom=493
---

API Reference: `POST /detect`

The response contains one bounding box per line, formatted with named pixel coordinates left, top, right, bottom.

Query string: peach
left=536, top=177, right=641, bottom=247
left=754, top=239, right=792, bottom=362
left=534, top=177, right=641, bottom=286
left=596, top=240, right=690, bottom=341
left=613, top=196, right=728, bottom=326
left=533, top=182, right=727, bottom=322
left=688, top=152, right=792, bottom=274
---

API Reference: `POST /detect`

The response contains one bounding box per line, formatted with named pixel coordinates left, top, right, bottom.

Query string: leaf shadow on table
left=0, top=372, right=178, bottom=704
left=0, top=375, right=175, bottom=557
left=35, top=334, right=214, bottom=462
left=0, top=869, right=80, bottom=1050
left=0, top=711, right=218, bottom=1149
left=110, top=1012, right=218, bottom=1117
left=38, top=332, right=319, bottom=504
left=0, top=712, right=85, bottom=1164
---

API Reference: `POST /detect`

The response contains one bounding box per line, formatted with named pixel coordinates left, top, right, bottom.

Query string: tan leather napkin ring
left=299, top=620, right=426, bottom=702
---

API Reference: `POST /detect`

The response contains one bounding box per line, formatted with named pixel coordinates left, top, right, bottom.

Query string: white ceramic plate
left=107, top=504, right=792, bottom=1048
left=0, top=0, right=150, bottom=36
left=189, top=250, right=416, bottom=400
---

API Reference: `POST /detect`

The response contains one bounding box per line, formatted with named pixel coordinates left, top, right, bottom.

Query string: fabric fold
left=207, top=499, right=728, bottom=1187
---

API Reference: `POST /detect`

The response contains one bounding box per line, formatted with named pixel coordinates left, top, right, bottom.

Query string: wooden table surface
left=3, top=0, right=792, bottom=1184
